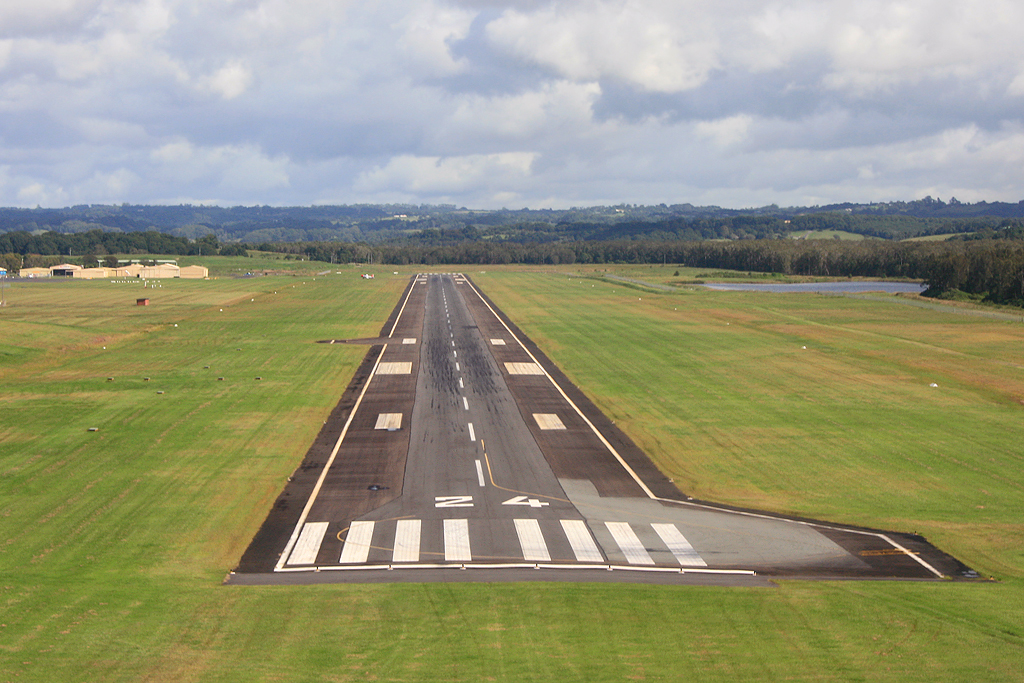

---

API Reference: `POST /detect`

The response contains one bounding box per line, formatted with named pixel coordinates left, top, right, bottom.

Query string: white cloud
left=695, top=114, right=753, bottom=148
left=355, top=152, right=536, bottom=196
left=198, top=60, right=253, bottom=99
left=447, top=80, right=601, bottom=141
left=394, top=4, right=474, bottom=76
left=149, top=139, right=290, bottom=191
left=486, top=1, right=720, bottom=93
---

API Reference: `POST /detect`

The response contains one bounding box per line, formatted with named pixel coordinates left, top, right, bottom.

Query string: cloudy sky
left=2, top=0, right=1023, bottom=209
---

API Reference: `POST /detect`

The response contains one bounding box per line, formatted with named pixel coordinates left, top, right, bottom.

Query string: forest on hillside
left=3, top=198, right=1024, bottom=244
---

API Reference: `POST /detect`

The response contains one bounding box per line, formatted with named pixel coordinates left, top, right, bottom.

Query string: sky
left=1, top=0, right=1023, bottom=210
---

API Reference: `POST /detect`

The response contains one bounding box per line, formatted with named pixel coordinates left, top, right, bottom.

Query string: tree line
left=0, top=229, right=246, bottom=266
left=287, top=238, right=1023, bottom=307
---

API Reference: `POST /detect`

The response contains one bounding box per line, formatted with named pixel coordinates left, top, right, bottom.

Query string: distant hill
left=2, top=198, right=1023, bottom=244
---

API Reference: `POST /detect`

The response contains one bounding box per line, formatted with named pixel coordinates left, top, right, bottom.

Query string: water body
left=702, top=281, right=926, bottom=294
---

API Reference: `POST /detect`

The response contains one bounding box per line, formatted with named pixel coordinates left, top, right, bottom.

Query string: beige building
left=18, top=261, right=207, bottom=280
left=73, top=267, right=113, bottom=279
left=114, top=264, right=145, bottom=278
left=19, top=267, right=50, bottom=278
left=139, top=264, right=180, bottom=279
left=179, top=265, right=209, bottom=279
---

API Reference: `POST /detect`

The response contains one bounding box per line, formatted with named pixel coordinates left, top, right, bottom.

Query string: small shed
left=136, top=298, right=150, bottom=306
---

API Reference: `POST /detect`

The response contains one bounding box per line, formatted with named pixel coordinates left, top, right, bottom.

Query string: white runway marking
left=402, top=338, right=416, bottom=344
left=458, top=377, right=464, bottom=388
left=560, top=520, right=604, bottom=562
left=652, top=524, right=707, bottom=566
left=375, top=362, right=412, bottom=375
left=455, top=362, right=460, bottom=371
left=393, top=519, right=421, bottom=562
left=435, top=495, right=474, bottom=508
left=514, top=519, right=551, bottom=561
left=340, top=521, right=374, bottom=563
left=475, top=459, right=485, bottom=486
left=505, top=362, right=544, bottom=375
left=606, top=522, right=655, bottom=565
left=444, top=519, right=472, bottom=561
left=463, top=396, right=469, bottom=410
left=287, top=522, right=329, bottom=565
left=533, top=413, right=566, bottom=430
left=468, top=422, right=476, bottom=441
left=374, top=413, right=402, bottom=430
left=490, top=339, right=506, bottom=345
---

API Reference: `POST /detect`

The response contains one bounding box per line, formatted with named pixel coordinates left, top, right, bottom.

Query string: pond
left=701, top=281, right=926, bottom=294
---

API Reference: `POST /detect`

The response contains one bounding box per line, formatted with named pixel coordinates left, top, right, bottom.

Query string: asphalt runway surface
left=230, top=274, right=975, bottom=585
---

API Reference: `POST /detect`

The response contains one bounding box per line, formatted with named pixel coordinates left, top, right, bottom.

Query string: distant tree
left=1, top=253, right=22, bottom=273
left=103, top=255, right=119, bottom=268
left=82, top=254, right=99, bottom=268
left=219, top=244, right=249, bottom=257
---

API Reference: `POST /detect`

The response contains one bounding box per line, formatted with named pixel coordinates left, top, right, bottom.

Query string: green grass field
left=2, top=264, right=1022, bottom=681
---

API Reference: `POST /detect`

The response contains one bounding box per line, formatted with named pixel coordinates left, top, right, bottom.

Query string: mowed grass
left=1, top=265, right=1023, bottom=681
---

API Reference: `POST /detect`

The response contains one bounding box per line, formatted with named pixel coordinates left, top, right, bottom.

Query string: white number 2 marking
left=435, top=495, right=474, bottom=508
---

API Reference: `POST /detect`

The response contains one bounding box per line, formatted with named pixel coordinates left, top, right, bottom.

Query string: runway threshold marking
left=393, top=519, right=421, bottom=562
left=560, top=520, right=605, bottom=562
left=287, top=522, right=329, bottom=565
left=514, top=519, right=551, bottom=562
left=340, top=521, right=374, bottom=563
left=606, top=522, right=655, bottom=565
left=652, top=523, right=707, bottom=567
left=444, top=519, right=472, bottom=561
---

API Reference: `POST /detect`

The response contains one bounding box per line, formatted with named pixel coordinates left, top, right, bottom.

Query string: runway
left=230, top=274, right=973, bottom=585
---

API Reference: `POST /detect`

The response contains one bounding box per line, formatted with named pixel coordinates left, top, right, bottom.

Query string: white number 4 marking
left=502, top=495, right=549, bottom=508
left=435, top=495, right=474, bottom=508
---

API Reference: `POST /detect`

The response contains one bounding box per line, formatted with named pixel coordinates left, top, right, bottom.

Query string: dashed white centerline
left=475, top=460, right=486, bottom=486
left=463, top=396, right=469, bottom=410
left=468, top=422, right=476, bottom=441
left=455, top=362, right=460, bottom=371
left=459, top=377, right=464, bottom=389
